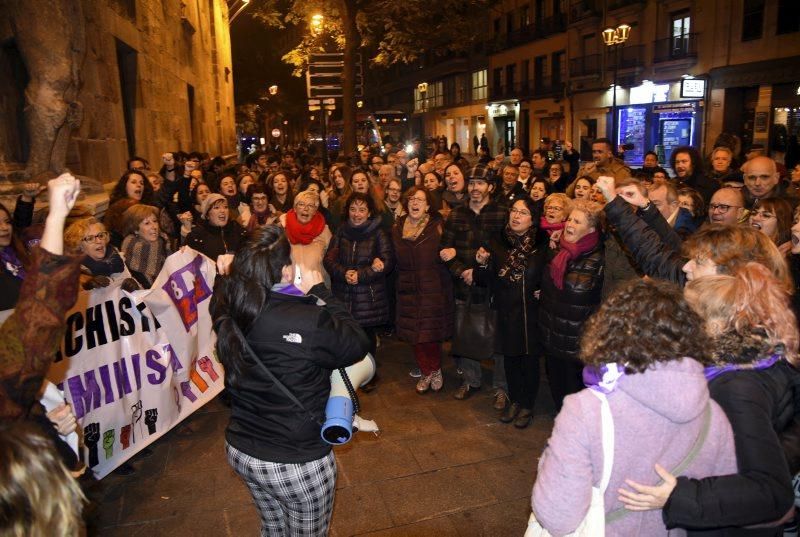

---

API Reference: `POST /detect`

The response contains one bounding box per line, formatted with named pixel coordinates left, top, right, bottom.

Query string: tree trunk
left=339, top=0, right=359, bottom=157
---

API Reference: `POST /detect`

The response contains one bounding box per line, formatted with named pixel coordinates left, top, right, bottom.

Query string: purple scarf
left=704, top=353, right=782, bottom=382
left=272, top=283, right=305, bottom=296
left=583, top=363, right=626, bottom=393
left=0, top=246, right=25, bottom=280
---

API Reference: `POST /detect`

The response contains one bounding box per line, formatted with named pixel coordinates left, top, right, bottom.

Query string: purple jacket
left=532, top=358, right=737, bottom=536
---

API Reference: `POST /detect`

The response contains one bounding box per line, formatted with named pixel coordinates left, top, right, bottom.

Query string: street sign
left=306, top=52, right=363, bottom=98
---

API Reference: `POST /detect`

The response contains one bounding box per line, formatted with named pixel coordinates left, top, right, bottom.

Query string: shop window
left=777, top=0, right=800, bottom=34
left=741, top=0, right=764, bottom=41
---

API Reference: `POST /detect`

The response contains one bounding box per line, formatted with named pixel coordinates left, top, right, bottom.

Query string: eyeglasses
left=295, top=202, right=318, bottom=211
left=83, top=231, right=110, bottom=243
left=750, top=210, right=776, bottom=219
left=509, top=208, right=532, bottom=217
left=387, top=187, right=401, bottom=193
left=519, top=164, right=532, bottom=169
left=545, top=205, right=565, bottom=213
left=708, top=203, right=742, bottom=213
left=408, top=197, right=427, bottom=204
left=251, top=195, right=268, bottom=202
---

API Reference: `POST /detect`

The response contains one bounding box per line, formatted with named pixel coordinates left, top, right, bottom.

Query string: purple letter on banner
left=161, top=256, right=212, bottom=331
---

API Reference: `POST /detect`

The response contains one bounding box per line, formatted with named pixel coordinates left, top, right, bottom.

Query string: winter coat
left=474, top=229, right=543, bottom=357
left=439, top=201, right=508, bottom=302
left=678, top=171, right=719, bottom=205
left=226, top=283, right=370, bottom=464
left=664, top=359, right=800, bottom=536
left=576, top=157, right=631, bottom=182
left=532, top=359, right=738, bottom=537
left=323, top=217, right=395, bottom=327
left=494, top=182, right=528, bottom=208
left=537, top=241, right=604, bottom=361
left=392, top=214, right=454, bottom=344
left=185, top=219, right=248, bottom=262
left=603, top=196, right=688, bottom=286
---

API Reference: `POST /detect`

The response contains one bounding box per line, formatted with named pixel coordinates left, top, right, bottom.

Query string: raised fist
left=198, top=357, right=219, bottom=382
left=103, top=430, right=115, bottom=459
left=83, top=275, right=112, bottom=290
left=120, top=425, right=131, bottom=449
left=145, top=409, right=158, bottom=435
left=83, top=422, right=100, bottom=467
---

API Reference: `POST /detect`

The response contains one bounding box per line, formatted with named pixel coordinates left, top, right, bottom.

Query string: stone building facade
left=0, top=0, right=236, bottom=183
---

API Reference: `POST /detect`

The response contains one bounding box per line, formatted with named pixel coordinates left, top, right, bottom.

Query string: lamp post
left=602, top=24, right=631, bottom=150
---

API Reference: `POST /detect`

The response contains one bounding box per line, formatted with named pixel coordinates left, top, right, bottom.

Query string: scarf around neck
left=539, top=216, right=565, bottom=235
left=497, top=226, right=537, bottom=283
left=704, top=353, right=782, bottom=382
left=0, top=246, right=25, bottom=280
left=284, top=210, right=325, bottom=245
left=549, top=230, right=600, bottom=290
left=82, top=245, right=125, bottom=277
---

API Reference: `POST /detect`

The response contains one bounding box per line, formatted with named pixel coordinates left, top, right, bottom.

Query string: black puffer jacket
left=323, top=217, right=395, bottom=327
left=226, top=284, right=370, bottom=464
left=537, top=242, right=604, bottom=361
left=185, top=219, right=248, bottom=262
left=664, top=360, right=800, bottom=536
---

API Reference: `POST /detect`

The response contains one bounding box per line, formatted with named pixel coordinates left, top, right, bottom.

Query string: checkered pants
left=226, top=443, right=337, bottom=536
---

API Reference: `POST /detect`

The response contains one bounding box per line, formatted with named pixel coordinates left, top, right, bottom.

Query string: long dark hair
left=109, top=170, right=155, bottom=205
left=0, top=205, right=30, bottom=268
left=210, top=226, right=291, bottom=385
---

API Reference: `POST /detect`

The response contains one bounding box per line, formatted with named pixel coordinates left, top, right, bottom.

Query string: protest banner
left=47, top=248, right=223, bottom=479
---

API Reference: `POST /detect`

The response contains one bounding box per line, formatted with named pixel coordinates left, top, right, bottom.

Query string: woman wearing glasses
left=64, top=218, right=133, bottom=290
left=474, top=198, right=543, bottom=428
left=749, top=197, right=793, bottom=249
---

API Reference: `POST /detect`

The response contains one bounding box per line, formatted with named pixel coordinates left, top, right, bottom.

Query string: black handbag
left=451, top=294, right=497, bottom=360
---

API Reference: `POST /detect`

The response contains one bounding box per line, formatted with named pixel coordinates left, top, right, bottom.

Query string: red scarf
left=539, top=216, right=565, bottom=235
left=549, top=230, right=600, bottom=290
left=284, top=209, right=325, bottom=245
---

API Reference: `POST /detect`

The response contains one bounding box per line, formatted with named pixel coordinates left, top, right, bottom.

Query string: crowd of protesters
left=2, top=132, right=800, bottom=536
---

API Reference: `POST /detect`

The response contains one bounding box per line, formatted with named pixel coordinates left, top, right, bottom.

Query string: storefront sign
left=681, top=78, right=706, bottom=98
left=653, top=102, right=697, bottom=113
left=630, top=82, right=670, bottom=104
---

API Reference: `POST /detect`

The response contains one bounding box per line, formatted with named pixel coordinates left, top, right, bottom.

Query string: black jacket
left=664, top=360, right=800, bottom=536
left=474, top=229, right=544, bottom=357
left=537, top=242, right=604, bottom=361
left=225, top=284, right=370, bottom=464
left=323, top=217, right=395, bottom=327
left=185, top=220, right=248, bottom=262
left=603, top=196, right=688, bottom=286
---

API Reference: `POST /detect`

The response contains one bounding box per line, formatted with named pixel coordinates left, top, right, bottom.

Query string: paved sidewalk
left=92, top=338, right=556, bottom=536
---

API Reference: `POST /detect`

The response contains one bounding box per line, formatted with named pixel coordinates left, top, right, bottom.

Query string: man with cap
left=439, top=164, right=509, bottom=408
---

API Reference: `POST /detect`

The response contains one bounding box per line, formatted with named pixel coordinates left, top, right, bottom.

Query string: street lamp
left=310, top=13, right=324, bottom=36
left=602, top=24, right=631, bottom=150
left=268, top=85, right=278, bottom=96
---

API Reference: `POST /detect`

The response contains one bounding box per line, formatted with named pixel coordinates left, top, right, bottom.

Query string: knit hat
left=200, top=193, right=227, bottom=219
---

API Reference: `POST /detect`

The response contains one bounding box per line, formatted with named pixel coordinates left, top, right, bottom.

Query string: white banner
left=46, top=248, right=224, bottom=479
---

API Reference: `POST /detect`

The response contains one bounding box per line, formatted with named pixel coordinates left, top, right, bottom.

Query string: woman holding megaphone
left=211, top=226, right=370, bottom=536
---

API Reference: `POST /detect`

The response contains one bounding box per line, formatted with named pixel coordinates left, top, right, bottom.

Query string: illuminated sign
left=681, top=78, right=706, bottom=98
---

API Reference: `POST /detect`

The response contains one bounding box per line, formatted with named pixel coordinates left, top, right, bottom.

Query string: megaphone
left=321, top=353, right=379, bottom=445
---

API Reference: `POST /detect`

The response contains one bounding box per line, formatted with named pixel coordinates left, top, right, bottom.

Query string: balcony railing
left=491, top=14, right=567, bottom=52
left=569, top=54, right=601, bottom=77
left=607, top=44, right=645, bottom=70
left=489, top=78, right=565, bottom=101
left=569, top=0, right=600, bottom=24
left=653, top=33, right=698, bottom=63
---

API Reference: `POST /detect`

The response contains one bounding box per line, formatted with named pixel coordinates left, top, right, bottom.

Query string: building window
left=777, top=0, right=800, bottom=34
left=671, top=11, right=692, bottom=55
left=741, top=0, right=764, bottom=41
left=552, top=50, right=566, bottom=86
left=414, top=87, right=426, bottom=112
left=506, top=64, right=517, bottom=94
left=472, top=69, right=487, bottom=101
left=493, top=18, right=501, bottom=36
left=493, top=67, right=503, bottom=96
left=431, top=81, right=443, bottom=108
left=520, top=5, right=530, bottom=27
left=507, top=13, right=514, bottom=34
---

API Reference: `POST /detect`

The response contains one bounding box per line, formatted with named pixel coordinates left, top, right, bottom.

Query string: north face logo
left=282, top=333, right=302, bottom=344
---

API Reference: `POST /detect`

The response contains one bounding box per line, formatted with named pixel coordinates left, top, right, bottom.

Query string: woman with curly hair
left=532, top=278, right=737, bottom=536
left=618, top=262, right=800, bottom=535
left=103, top=170, right=156, bottom=247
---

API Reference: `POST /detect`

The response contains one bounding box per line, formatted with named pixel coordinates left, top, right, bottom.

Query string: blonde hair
left=543, top=193, right=573, bottom=217
left=685, top=262, right=799, bottom=365
left=293, top=190, right=320, bottom=209
left=121, top=204, right=160, bottom=237
left=64, top=217, right=103, bottom=256
left=0, top=422, right=85, bottom=536
left=568, top=199, right=603, bottom=229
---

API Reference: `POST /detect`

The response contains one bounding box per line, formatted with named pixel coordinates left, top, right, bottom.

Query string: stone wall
left=19, top=0, right=235, bottom=183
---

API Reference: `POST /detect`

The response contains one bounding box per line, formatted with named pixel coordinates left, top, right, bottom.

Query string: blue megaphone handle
left=321, top=395, right=353, bottom=445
